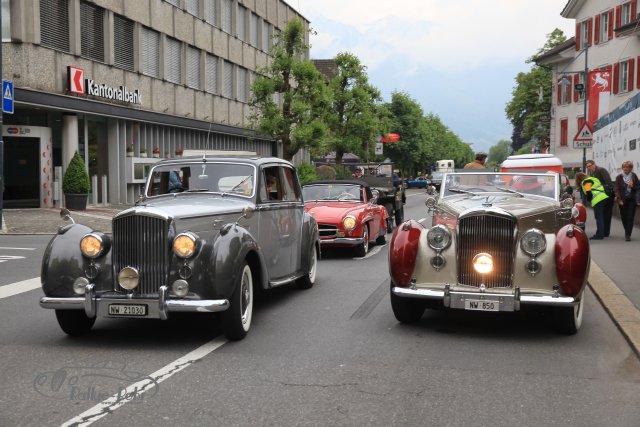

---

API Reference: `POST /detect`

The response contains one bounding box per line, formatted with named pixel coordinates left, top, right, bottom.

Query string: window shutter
left=587, top=18, right=593, bottom=46
left=237, top=68, right=247, bottom=102
left=222, top=0, right=232, bottom=33
left=142, top=27, right=160, bottom=78
left=594, top=15, right=600, bottom=44
left=632, top=0, right=638, bottom=20
left=165, top=37, right=182, bottom=84
left=637, top=56, right=640, bottom=89
left=613, top=63, right=620, bottom=94
left=237, top=5, right=246, bottom=41
left=114, top=15, right=134, bottom=71
left=250, top=13, right=259, bottom=47
left=575, top=23, right=581, bottom=50
left=206, top=54, right=218, bottom=94
left=40, top=0, right=70, bottom=52
left=608, top=9, right=614, bottom=40
left=557, top=80, right=562, bottom=105
left=165, top=0, right=179, bottom=6
left=186, top=46, right=201, bottom=89
left=616, top=5, right=622, bottom=36
left=186, top=0, right=200, bottom=17
left=223, top=61, right=233, bottom=98
left=560, top=119, right=568, bottom=147
left=573, top=74, right=579, bottom=102
left=262, top=22, right=270, bottom=52
left=205, top=1, right=216, bottom=25
left=629, top=58, right=635, bottom=92
left=567, top=77, right=572, bottom=103
left=80, top=1, right=105, bottom=62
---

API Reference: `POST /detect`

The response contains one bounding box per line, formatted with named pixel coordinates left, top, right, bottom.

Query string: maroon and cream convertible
left=389, top=171, right=589, bottom=334
left=302, top=180, right=388, bottom=257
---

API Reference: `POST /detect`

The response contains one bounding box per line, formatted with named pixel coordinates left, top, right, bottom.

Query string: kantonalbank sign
left=67, top=66, right=142, bottom=104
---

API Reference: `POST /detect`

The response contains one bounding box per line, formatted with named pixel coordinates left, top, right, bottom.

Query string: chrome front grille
left=318, top=224, right=338, bottom=238
left=457, top=214, right=516, bottom=288
left=112, top=214, right=169, bottom=294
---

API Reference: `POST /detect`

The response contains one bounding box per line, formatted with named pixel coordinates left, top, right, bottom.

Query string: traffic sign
left=2, top=80, right=14, bottom=114
left=573, top=122, right=593, bottom=141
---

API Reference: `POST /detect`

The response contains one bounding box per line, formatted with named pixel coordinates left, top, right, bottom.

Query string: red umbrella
left=381, top=133, right=400, bottom=143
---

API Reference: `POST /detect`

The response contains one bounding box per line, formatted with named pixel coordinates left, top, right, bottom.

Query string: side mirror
left=60, top=208, right=75, bottom=224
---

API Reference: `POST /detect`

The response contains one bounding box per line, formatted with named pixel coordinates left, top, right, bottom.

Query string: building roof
left=533, top=37, right=575, bottom=64
left=313, top=59, right=338, bottom=80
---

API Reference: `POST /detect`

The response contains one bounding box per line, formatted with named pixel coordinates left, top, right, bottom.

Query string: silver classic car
left=389, top=171, right=589, bottom=334
left=40, top=153, right=320, bottom=341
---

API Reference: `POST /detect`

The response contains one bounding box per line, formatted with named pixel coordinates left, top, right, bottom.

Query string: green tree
left=488, top=139, right=513, bottom=167
left=505, top=28, right=566, bottom=152
left=249, top=18, right=329, bottom=161
left=325, top=52, right=386, bottom=165
left=384, top=92, right=427, bottom=175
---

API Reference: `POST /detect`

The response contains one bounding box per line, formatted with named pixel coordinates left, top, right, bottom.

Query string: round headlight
left=172, top=280, right=189, bottom=298
left=342, top=216, right=357, bottom=232
left=73, top=277, right=90, bottom=295
left=118, top=266, right=139, bottom=290
left=571, top=206, right=580, bottom=218
left=520, top=229, right=546, bottom=256
left=425, top=197, right=437, bottom=208
left=173, top=233, right=198, bottom=258
left=80, top=233, right=104, bottom=258
left=473, top=253, right=493, bottom=274
left=561, top=198, right=574, bottom=208
left=426, top=225, right=451, bottom=250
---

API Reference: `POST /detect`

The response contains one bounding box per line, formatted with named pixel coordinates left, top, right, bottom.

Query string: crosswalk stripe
left=0, top=277, right=41, bottom=299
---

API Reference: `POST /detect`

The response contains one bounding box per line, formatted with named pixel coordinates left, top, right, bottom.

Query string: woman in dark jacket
left=614, top=161, right=640, bottom=241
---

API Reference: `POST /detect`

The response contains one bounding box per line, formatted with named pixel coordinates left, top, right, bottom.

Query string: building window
left=165, top=0, right=180, bottom=7
left=262, top=21, right=270, bottom=52
left=80, top=1, right=105, bottom=62
left=40, top=0, right=70, bottom=52
left=250, top=13, right=259, bottom=47
left=580, top=19, right=590, bottom=49
left=141, top=27, right=160, bottom=78
left=165, top=37, right=182, bottom=84
left=557, top=76, right=572, bottom=105
left=186, top=46, right=201, bottom=89
left=598, top=11, right=610, bottom=43
left=185, top=0, right=200, bottom=17
left=221, top=0, right=232, bottom=33
left=114, top=15, right=134, bottom=71
left=237, top=67, right=247, bottom=102
left=205, top=0, right=217, bottom=26
left=560, top=119, right=568, bottom=147
left=621, top=1, right=633, bottom=26
left=615, top=59, right=635, bottom=94
left=237, top=4, right=246, bottom=41
left=206, top=54, right=218, bottom=94
left=223, top=60, right=234, bottom=98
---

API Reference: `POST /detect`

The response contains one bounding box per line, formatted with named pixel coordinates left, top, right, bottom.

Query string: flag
left=587, top=69, right=611, bottom=126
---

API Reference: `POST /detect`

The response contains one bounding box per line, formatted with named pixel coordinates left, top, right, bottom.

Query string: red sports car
left=302, top=180, right=388, bottom=257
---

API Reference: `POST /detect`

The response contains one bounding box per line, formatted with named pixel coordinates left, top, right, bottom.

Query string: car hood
left=115, top=195, right=255, bottom=221
left=440, top=194, right=557, bottom=218
left=304, top=201, right=364, bottom=222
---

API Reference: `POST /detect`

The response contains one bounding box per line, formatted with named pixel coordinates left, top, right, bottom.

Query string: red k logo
left=68, top=66, right=85, bottom=94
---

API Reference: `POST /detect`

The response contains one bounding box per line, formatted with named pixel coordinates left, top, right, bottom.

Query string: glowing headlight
left=520, top=229, right=546, bottom=256
left=173, top=233, right=198, bottom=258
left=473, top=253, right=493, bottom=274
left=118, top=266, right=139, bottom=290
left=80, top=233, right=104, bottom=258
left=342, top=216, right=357, bottom=232
left=426, top=225, right=451, bottom=250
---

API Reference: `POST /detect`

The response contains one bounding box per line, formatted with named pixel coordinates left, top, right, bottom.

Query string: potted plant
left=139, top=147, right=147, bottom=158
left=153, top=147, right=160, bottom=158
left=175, top=147, right=183, bottom=158
left=126, top=144, right=134, bottom=157
left=62, top=151, right=91, bottom=210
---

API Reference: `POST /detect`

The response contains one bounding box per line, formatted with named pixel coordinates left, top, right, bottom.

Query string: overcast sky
left=285, top=0, right=575, bottom=153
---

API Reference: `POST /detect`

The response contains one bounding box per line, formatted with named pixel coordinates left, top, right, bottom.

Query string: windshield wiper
left=449, top=188, right=476, bottom=195
left=185, top=188, right=210, bottom=192
left=496, top=187, right=524, bottom=197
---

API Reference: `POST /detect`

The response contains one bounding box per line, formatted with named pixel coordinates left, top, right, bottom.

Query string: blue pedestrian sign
left=2, top=80, right=14, bottom=114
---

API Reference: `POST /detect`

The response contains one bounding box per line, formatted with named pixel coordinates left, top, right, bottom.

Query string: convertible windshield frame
left=440, top=171, right=559, bottom=200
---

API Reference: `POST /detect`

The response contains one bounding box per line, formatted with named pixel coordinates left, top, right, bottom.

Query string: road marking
left=353, top=244, right=385, bottom=259
left=61, top=337, right=228, bottom=426
left=0, top=247, right=37, bottom=250
left=0, top=277, right=41, bottom=299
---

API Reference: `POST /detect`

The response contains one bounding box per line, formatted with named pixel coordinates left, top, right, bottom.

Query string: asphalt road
left=0, top=190, right=639, bottom=426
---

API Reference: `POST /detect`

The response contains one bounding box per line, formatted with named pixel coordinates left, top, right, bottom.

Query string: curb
left=588, top=260, right=640, bottom=359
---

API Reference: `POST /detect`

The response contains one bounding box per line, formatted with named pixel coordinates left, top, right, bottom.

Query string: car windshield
left=441, top=172, right=558, bottom=199
left=431, top=172, right=443, bottom=180
left=145, top=162, right=255, bottom=197
left=303, top=183, right=363, bottom=201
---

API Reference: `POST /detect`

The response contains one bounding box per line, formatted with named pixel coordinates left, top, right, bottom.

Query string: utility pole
left=0, top=4, right=4, bottom=230
left=582, top=44, right=588, bottom=172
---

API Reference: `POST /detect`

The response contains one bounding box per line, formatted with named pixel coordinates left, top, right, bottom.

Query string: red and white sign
left=573, top=121, right=593, bottom=148
left=587, top=69, right=611, bottom=126
left=68, top=66, right=85, bottom=94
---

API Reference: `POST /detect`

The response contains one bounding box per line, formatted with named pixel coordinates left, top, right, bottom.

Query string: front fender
left=300, top=213, right=320, bottom=271
left=555, top=224, right=590, bottom=297
left=389, top=220, right=423, bottom=287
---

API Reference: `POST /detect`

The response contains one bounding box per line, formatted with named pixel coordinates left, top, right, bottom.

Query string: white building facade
left=1, top=0, right=309, bottom=207
left=537, top=0, right=639, bottom=174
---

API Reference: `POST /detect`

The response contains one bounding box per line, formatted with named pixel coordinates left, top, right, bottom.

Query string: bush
left=316, top=165, right=336, bottom=180
left=62, top=151, right=90, bottom=194
left=296, top=161, right=319, bottom=186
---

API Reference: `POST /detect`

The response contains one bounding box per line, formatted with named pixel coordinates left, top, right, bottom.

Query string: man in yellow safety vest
left=580, top=175, right=610, bottom=240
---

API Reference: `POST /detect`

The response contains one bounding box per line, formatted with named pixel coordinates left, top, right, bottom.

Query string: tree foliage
left=487, top=139, right=512, bottom=168
left=249, top=18, right=329, bottom=161
left=505, top=29, right=566, bottom=152
left=62, top=151, right=90, bottom=194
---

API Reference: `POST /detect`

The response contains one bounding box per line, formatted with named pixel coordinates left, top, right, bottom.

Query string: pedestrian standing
left=574, top=172, right=589, bottom=206
left=464, top=152, right=488, bottom=169
left=614, top=161, right=640, bottom=241
left=580, top=173, right=611, bottom=240
left=586, top=159, right=614, bottom=237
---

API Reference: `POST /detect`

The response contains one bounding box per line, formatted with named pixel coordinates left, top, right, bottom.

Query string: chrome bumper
left=392, top=286, right=578, bottom=311
left=319, top=236, right=364, bottom=246
left=40, top=284, right=230, bottom=319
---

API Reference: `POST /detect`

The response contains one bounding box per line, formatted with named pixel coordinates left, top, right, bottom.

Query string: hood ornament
left=482, top=197, right=492, bottom=207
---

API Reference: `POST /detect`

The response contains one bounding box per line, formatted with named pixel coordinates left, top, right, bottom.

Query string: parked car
left=40, top=154, right=320, bottom=341
left=429, top=171, right=444, bottom=191
left=302, top=180, right=388, bottom=257
left=350, top=163, right=405, bottom=231
left=389, top=171, right=589, bottom=334
left=405, top=176, right=431, bottom=189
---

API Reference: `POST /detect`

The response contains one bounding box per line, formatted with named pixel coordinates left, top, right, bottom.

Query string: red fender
left=555, top=224, right=590, bottom=297
left=389, top=220, right=423, bottom=287
left=573, top=202, right=587, bottom=226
